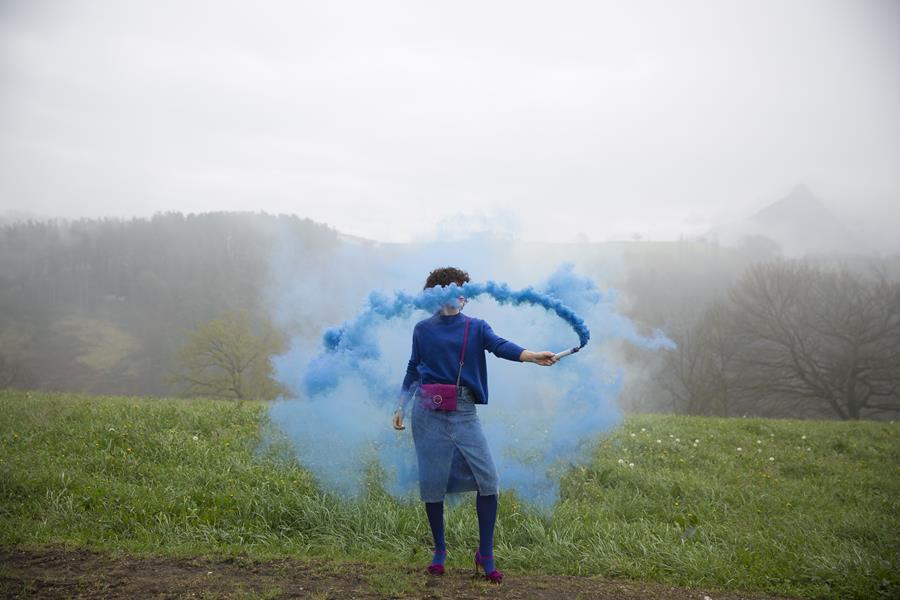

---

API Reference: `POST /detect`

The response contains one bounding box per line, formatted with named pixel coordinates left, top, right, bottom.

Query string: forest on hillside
left=1, top=212, right=897, bottom=420
left=0, top=213, right=338, bottom=396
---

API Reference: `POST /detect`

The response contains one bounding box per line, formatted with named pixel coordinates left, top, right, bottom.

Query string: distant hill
left=1, top=210, right=892, bottom=401
left=706, top=184, right=866, bottom=257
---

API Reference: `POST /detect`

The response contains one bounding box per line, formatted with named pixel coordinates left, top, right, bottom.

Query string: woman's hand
left=520, top=350, right=559, bottom=366
left=392, top=409, right=406, bottom=430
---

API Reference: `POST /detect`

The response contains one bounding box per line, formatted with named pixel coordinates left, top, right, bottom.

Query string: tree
left=661, top=300, right=741, bottom=416
left=728, top=261, right=900, bottom=419
left=170, top=309, right=288, bottom=401
left=0, top=351, right=34, bottom=390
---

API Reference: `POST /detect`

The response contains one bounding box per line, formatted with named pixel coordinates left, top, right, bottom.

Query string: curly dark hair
left=424, top=266, right=470, bottom=290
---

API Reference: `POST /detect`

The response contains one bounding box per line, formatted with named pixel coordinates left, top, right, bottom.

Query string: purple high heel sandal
left=426, top=549, right=446, bottom=576
left=474, top=550, right=503, bottom=583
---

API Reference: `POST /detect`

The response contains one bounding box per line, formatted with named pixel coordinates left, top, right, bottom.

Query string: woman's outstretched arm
left=519, top=349, right=559, bottom=365
left=482, top=321, right=558, bottom=366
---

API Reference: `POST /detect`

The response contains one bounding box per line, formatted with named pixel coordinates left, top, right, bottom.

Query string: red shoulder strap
left=455, top=317, right=470, bottom=387
left=459, top=317, right=470, bottom=365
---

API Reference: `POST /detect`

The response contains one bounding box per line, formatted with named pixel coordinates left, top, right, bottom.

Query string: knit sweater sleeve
left=397, top=327, right=421, bottom=414
left=482, top=320, right=525, bottom=362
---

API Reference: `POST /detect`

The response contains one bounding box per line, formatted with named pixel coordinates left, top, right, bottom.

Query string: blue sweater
left=399, top=311, right=526, bottom=408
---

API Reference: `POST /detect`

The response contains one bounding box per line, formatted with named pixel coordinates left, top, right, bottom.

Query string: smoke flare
left=269, top=263, right=674, bottom=507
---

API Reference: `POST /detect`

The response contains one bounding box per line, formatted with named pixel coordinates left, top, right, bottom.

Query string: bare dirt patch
left=0, top=545, right=804, bottom=599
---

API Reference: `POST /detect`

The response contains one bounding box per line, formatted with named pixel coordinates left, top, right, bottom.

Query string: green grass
left=0, top=389, right=897, bottom=599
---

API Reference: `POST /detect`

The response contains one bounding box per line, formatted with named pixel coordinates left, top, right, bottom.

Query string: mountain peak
left=708, top=184, right=866, bottom=257
left=750, top=184, right=826, bottom=223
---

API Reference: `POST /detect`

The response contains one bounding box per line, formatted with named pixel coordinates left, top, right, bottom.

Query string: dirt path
left=0, top=546, right=804, bottom=600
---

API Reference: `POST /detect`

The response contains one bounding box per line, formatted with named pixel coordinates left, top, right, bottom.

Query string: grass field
left=0, top=390, right=897, bottom=599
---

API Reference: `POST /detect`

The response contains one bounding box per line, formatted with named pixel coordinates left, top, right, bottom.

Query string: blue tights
left=475, top=493, right=498, bottom=574
left=424, top=493, right=498, bottom=573
left=424, top=501, right=446, bottom=566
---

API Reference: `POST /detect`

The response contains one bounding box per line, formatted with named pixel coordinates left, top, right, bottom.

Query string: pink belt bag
left=418, top=317, right=469, bottom=412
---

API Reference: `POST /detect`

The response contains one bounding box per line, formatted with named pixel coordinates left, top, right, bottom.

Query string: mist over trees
left=728, top=262, right=900, bottom=419
left=0, top=212, right=337, bottom=396
left=0, top=211, right=897, bottom=418
left=657, top=262, right=900, bottom=420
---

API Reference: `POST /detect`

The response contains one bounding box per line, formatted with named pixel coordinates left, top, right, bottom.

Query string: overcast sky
left=1, top=0, right=898, bottom=243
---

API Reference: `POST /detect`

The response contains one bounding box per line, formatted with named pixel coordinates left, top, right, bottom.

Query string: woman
left=392, top=266, right=558, bottom=583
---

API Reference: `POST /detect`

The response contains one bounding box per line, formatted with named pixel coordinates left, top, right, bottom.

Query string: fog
left=2, top=0, right=899, bottom=249
left=0, top=2, right=898, bottom=434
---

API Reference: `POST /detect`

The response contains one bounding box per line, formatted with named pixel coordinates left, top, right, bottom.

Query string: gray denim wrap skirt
left=411, top=385, right=500, bottom=502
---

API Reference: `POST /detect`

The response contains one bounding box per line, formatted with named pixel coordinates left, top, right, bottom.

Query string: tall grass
left=0, top=390, right=897, bottom=599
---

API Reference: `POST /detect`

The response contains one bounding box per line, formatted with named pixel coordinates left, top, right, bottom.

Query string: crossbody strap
left=455, top=317, right=470, bottom=387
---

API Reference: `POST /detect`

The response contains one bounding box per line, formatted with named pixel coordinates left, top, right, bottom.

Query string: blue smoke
left=268, top=255, right=674, bottom=508
left=305, top=280, right=596, bottom=398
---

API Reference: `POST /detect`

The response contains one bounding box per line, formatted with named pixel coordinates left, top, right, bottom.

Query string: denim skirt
left=411, top=385, right=499, bottom=502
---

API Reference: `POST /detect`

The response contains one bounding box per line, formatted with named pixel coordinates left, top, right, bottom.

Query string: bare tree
left=807, top=264, right=900, bottom=416
left=729, top=261, right=900, bottom=419
left=661, top=300, right=741, bottom=416
left=169, top=309, right=288, bottom=401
